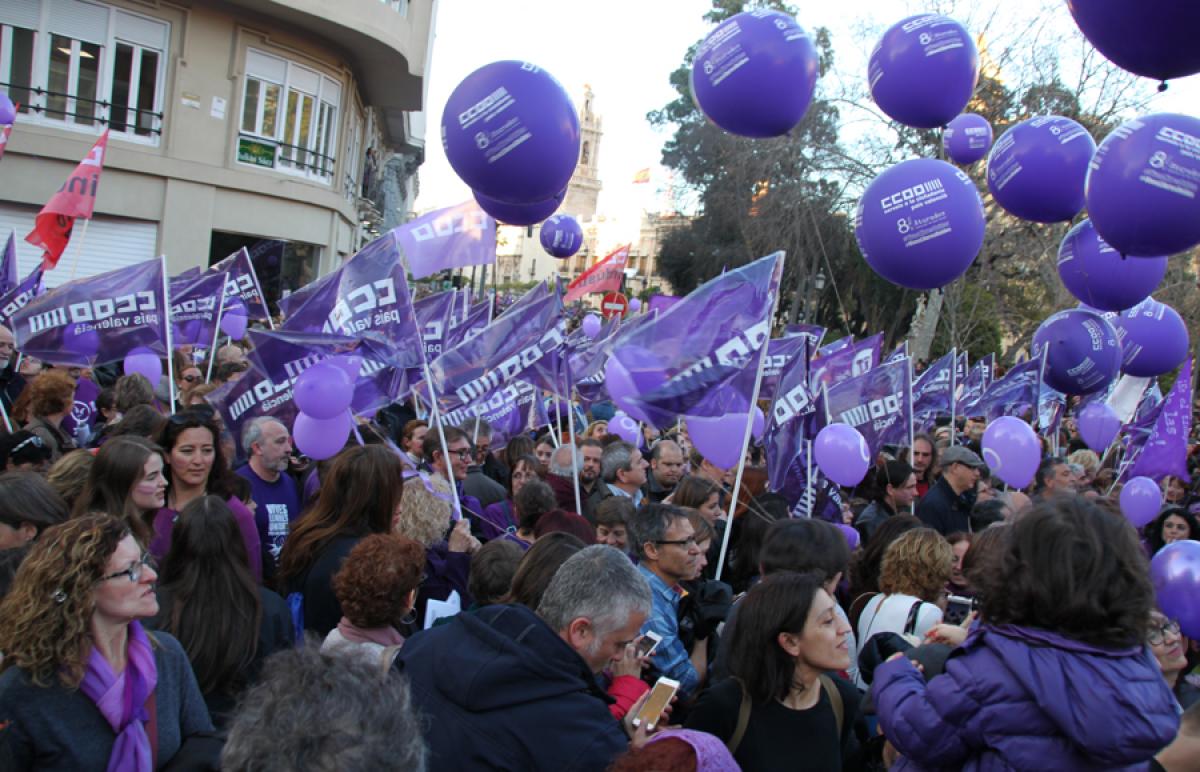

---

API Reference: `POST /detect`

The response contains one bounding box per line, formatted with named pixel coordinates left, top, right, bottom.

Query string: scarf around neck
left=79, top=620, right=158, bottom=772
left=336, top=617, right=405, bottom=647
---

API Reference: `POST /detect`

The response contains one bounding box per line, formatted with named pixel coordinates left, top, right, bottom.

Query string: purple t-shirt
left=148, top=496, right=263, bottom=581
left=236, top=465, right=302, bottom=565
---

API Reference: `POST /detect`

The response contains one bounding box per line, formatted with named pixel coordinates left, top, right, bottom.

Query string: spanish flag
left=632, top=168, right=650, bottom=184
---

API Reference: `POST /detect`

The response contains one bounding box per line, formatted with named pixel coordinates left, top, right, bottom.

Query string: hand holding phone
left=632, top=677, right=679, bottom=730
left=635, top=631, right=663, bottom=659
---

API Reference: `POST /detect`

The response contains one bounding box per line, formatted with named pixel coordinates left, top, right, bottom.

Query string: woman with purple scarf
left=0, top=514, right=212, bottom=770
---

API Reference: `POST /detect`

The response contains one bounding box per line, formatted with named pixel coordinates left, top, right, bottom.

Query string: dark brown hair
left=73, top=436, right=165, bottom=543
left=505, top=532, right=586, bottom=610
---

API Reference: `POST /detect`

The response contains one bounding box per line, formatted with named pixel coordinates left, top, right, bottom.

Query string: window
left=0, top=25, right=36, bottom=113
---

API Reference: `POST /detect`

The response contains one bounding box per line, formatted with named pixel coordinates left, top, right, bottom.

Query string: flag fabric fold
left=1127, top=359, right=1192, bottom=482
left=208, top=247, right=272, bottom=323
left=810, top=333, right=882, bottom=392
left=395, top=201, right=496, bottom=280
left=822, top=357, right=913, bottom=459
left=168, top=271, right=226, bottom=348
left=0, top=267, right=43, bottom=329
left=563, top=245, right=630, bottom=304
left=27, top=130, right=109, bottom=270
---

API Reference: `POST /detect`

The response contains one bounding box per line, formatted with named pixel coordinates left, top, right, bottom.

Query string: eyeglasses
left=655, top=538, right=699, bottom=550
left=447, top=448, right=473, bottom=460
left=99, top=553, right=156, bottom=584
left=1148, top=619, right=1181, bottom=646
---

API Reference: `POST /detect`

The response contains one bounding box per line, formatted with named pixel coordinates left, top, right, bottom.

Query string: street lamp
left=814, top=268, right=827, bottom=292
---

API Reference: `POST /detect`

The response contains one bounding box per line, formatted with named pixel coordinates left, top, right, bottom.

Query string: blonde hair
left=46, top=449, right=96, bottom=510
left=879, top=527, right=954, bottom=602
left=582, top=420, right=608, bottom=439
left=1067, top=449, right=1100, bottom=479
left=395, top=475, right=453, bottom=548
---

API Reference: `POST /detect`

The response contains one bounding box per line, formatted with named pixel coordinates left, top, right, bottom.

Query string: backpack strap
left=818, top=674, right=844, bottom=739
left=903, top=599, right=924, bottom=637
left=379, top=644, right=402, bottom=677
left=727, top=679, right=752, bottom=755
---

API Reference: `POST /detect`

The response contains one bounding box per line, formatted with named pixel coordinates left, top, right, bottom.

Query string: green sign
left=238, top=136, right=276, bottom=168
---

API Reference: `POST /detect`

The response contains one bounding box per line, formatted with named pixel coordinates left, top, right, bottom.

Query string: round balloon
left=981, top=416, right=1040, bottom=489
left=813, top=423, right=870, bottom=488
left=1151, top=540, right=1200, bottom=639
left=836, top=523, right=861, bottom=551
left=580, top=313, right=602, bottom=338
left=1066, top=1, right=1200, bottom=82
left=540, top=214, right=583, bottom=258
left=292, top=412, right=351, bottom=461
left=1120, top=476, right=1163, bottom=528
left=690, top=10, right=819, bottom=138
left=854, top=158, right=986, bottom=290
left=1086, top=113, right=1200, bottom=257
left=293, top=362, right=353, bottom=420
left=868, top=15, right=979, bottom=129
left=986, top=116, right=1096, bottom=223
left=442, top=61, right=580, bottom=204
left=688, top=413, right=748, bottom=471
left=123, top=347, right=162, bottom=390
left=474, top=188, right=563, bottom=227
left=0, top=93, right=14, bottom=125
left=604, top=347, right=666, bottom=425
left=628, top=298, right=642, bottom=313
left=1114, top=297, right=1190, bottom=377
left=751, top=406, right=766, bottom=441
left=1032, top=308, right=1122, bottom=395
left=1076, top=401, right=1122, bottom=451
left=609, top=413, right=641, bottom=446
left=1057, top=219, right=1167, bottom=311
left=221, top=300, right=248, bottom=341
left=943, top=113, right=993, bottom=164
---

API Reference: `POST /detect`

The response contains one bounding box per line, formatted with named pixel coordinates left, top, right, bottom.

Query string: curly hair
left=879, top=527, right=954, bottom=602
left=849, top=514, right=922, bottom=598
left=395, top=475, right=453, bottom=547
left=28, top=370, right=76, bottom=418
left=332, top=534, right=426, bottom=629
left=0, top=514, right=130, bottom=687
left=1145, top=507, right=1200, bottom=555
left=976, top=497, right=1154, bottom=648
left=46, top=449, right=95, bottom=511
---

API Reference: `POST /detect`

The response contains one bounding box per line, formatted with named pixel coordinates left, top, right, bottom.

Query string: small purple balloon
left=751, top=406, right=766, bottom=441
left=540, top=214, right=583, bottom=258
left=690, top=10, right=819, bottom=138
left=0, top=93, right=14, bottom=125
left=814, top=423, right=870, bottom=488
left=1086, top=113, right=1200, bottom=257
left=123, top=346, right=162, bottom=390
left=605, top=346, right=666, bottom=425
left=1032, top=308, right=1122, bottom=396
left=293, top=362, right=353, bottom=421
left=292, top=412, right=351, bottom=461
left=1150, top=540, right=1200, bottom=639
left=689, top=413, right=749, bottom=471
left=1114, top=297, right=1190, bottom=377
left=854, top=158, right=985, bottom=290
left=221, top=298, right=249, bottom=341
left=943, top=113, right=993, bottom=164
left=609, top=414, right=641, bottom=446
left=441, top=61, right=580, bottom=205
left=581, top=313, right=602, bottom=339
left=474, top=188, right=563, bottom=227
left=1057, top=219, right=1167, bottom=312
left=1120, top=476, right=1163, bottom=529
left=987, top=116, right=1096, bottom=223
left=836, top=523, right=861, bottom=551
left=1076, top=401, right=1122, bottom=451
left=1066, top=1, right=1200, bottom=82
left=981, top=416, right=1040, bottom=489
left=628, top=298, right=642, bottom=313
left=868, top=15, right=979, bottom=129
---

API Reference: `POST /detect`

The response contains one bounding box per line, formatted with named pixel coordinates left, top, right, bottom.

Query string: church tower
left=562, top=86, right=602, bottom=218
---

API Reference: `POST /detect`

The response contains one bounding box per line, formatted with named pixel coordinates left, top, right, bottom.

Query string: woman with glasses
left=73, top=436, right=169, bottom=545
left=482, top=453, right=539, bottom=542
left=1148, top=610, right=1200, bottom=711
left=0, top=514, right=213, bottom=770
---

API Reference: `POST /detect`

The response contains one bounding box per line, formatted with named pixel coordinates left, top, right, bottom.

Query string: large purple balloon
left=986, top=116, right=1095, bottom=223
left=1114, top=297, right=1190, bottom=377
left=690, top=10, right=819, bottom=138
left=814, top=423, right=870, bottom=488
left=474, top=188, right=563, bottom=227
left=1032, top=309, right=1121, bottom=396
left=0, top=93, right=14, bottom=125
left=1076, top=401, right=1122, bottom=451
left=123, top=347, right=162, bottom=390
left=868, top=15, right=979, bottom=129
left=943, top=113, right=993, bottom=164
left=540, top=214, right=583, bottom=258
left=292, top=412, right=351, bottom=461
left=604, top=347, right=666, bottom=425
left=293, top=362, right=353, bottom=420
left=1151, top=540, right=1200, bottom=639
left=689, top=412, right=749, bottom=471
left=1057, top=219, right=1166, bottom=312
left=442, top=61, right=580, bottom=204
left=1120, top=476, right=1163, bottom=528
left=1066, top=1, right=1200, bottom=82
left=854, top=158, right=985, bottom=290
left=221, top=298, right=248, bottom=341
left=1086, top=113, right=1200, bottom=257
left=981, top=416, right=1040, bottom=489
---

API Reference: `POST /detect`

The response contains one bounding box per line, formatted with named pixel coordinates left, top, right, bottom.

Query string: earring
left=400, top=608, right=418, bottom=626
left=52, top=589, right=67, bottom=604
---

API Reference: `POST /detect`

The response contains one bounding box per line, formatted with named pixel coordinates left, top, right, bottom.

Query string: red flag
left=26, top=130, right=109, bottom=270
left=564, top=244, right=630, bottom=304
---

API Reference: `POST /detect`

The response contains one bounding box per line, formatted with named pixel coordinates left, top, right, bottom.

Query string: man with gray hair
left=586, top=440, right=649, bottom=517
left=236, top=416, right=300, bottom=565
left=396, top=545, right=658, bottom=770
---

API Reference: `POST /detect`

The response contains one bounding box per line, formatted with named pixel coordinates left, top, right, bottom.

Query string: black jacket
left=916, top=477, right=975, bottom=535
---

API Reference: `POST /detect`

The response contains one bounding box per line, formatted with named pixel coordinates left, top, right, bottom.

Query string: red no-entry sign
left=600, top=292, right=628, bottom=319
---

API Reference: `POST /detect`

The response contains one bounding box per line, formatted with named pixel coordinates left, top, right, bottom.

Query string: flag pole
left=420, top=362, right=463, bottom=521
left=206, top=274, right=228, bottom=383
left=244, top=250, right=274, bottom=330
left=160, top=255, right=176, bottom=408
left=907, top=355, right=915, bottom=452
left=949, top=348, right=957, bottom=447
left=0, top=393, right=12, bottom=432
left=66, top=219, right=92, bottom=282
left=564, top=358, right=583, bottom=518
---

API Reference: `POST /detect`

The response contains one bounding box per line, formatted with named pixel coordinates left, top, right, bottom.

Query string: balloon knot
left=1158, top=81, right=1168, bottom=93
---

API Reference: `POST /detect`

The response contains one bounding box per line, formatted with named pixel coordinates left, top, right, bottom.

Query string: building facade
left=0, top=0, right=435, bottom=307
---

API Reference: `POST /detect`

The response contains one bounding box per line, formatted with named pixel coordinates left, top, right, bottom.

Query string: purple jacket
left=874, top=624, right=1179, bottom=771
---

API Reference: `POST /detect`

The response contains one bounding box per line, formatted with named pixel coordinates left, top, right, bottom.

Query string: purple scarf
left=80, top=621, right=158, bottom=772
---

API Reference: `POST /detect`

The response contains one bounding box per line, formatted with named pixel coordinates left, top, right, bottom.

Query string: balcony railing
left=0, top=81, right=163, bottom=136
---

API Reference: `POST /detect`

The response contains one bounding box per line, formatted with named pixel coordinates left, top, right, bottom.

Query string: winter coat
left=873, top=623, right=1179, bottom=771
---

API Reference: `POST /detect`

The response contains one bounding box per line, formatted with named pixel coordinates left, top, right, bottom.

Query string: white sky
left=414, top=1, right=1200, bottom=245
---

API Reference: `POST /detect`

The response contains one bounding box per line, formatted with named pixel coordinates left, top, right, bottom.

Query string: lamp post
left=802, top=267, right=826, bottom=324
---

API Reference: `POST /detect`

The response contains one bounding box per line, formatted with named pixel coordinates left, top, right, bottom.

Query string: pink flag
left=564, top=245, right=629, bottom=303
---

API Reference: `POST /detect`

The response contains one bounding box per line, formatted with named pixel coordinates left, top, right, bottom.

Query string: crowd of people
left=0, top=328, right=1199, bottom=771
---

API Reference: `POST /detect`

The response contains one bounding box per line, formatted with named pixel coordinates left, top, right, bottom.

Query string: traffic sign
left=600, top=292, right=628, bottom=318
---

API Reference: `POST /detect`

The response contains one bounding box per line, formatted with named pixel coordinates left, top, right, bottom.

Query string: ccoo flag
left=207, top=247, right=272, bottom=323
left=0, top=267, right=44, bottom=329
left=0, top=232, right=17, bottom=294
left=27, top=130, right=109, bottom=270
left=396, top=201, right=496, bottom=280
left=564, top=245, right=630, bottom=304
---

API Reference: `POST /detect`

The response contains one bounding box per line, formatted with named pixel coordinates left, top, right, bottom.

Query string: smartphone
left=632, top=677, right=680, bottom=730
left=635, top=631, right=663, bottom=658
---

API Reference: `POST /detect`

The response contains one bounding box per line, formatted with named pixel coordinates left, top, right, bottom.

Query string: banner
left=817, top=335, right=853, bottom=358
left=413, top=290, right=459, bottom=363
left=208, top=247, right=271, bottom=323
left=960, top=357, right=1040, bottom=420
left=0, top=232, right=16, bottom=294
left=912, top=349, right=957, bottom=432
left=764, top=341, right=815, bottom=490
left=564, top=244, right=630, bottom=304
left=169, top=271, right=226, bottom=347
left=395, top=201, right=496, bottom=280
left=27, top=130, right=109, bottom=270
left=782, top=324, right=826, bottom=351
left=823, top=357, right=913, bottom=458
left=440, top=378, right=543, bottom=449
left=443, top=300, right=491, bottom=351
left=1127, top=359, right=1192, bottom=482
left=885, top=340, right=909, bottom=364
left=0, top=267, right=43, bottom=329
left=810, top=333, right=882, bottom=391
left=759, top=336, right=809, bottom=402
left=11, top=256, right=166, bottom=366
left=956, top=361, right=987, bottom=414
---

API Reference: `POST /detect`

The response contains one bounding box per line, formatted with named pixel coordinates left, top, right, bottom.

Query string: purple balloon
left=605, top=347, right=666, bottom=425
left=836, top=523, right=861, bottom=551
left=0, top=93, right=14, bottom=125
left=854, top=158, right=985, bottom=290
left=1076, top=401, right=1122, bottom=451
left=220, top=300, right=248, bottom=341
left=581, top=313, right=602, bottom=338
left=540, top=214, right=583, bottom=258
left=814, top=423, right=870, bottom=487
left=474, top=188, right=563, bottom=227
left=123, top=346, right=162, bottom=390
left=751, top=406, right=766, bottom=441
left=1057, top=219, right=1167, bottom=312
left=1114, top=297, right=1190, bottom=377
left=609, top=414, right=641, bottom=446
left=986, top=116, right=1096, bottom=223
left=1120, top=475, right=1163, bottom=528
left=1066, top=1, right=1200, bottom=82
left=442, top=61, right=580, bottom=205
left=1032, top=308, right=1121, bottom=396
left=628, top=298, right=642, bottom=313
left=1150, top=540, right=1200, bottom=639
left=1086, top=113, right=1200, bottom=257
left=688, top=413, right=748, bottom=471
left=981, top=416, right=1040, bottom=489
left=293, top=362, right=353, bottom=421
left=868, top=15, right=979, bottom=129
left=943, top=113, right=993, bottom=164
left=292, top=412, right=351, bottom=461
left=690, top=10, right=819, bottom=138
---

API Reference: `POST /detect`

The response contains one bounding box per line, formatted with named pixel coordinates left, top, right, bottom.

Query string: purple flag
left=413, top=291, right=459, bottom=363
left=1037, top=381, right=1066, bottom=436
left=444, top=300, right=491, bottom=351
left=648, top=294, right=682, bottom=315
left=810, top=333, right=882, bottom=391
left=817, top=335, right=853, bottom=358
left=885, top=340, right=909, bottom=364
left=782, top=323, right=826, bottom=350
left=961, top=357, right=1040, bottom=420
left=60, top=375, right=101, bottom=444
left=396, top=201, right=496, bottom=280
left=169, top=271, right=226, bottom=348
left=11, top=257, right=167, bottom=367
left=440, top=379, right=541, bottom=449
left=823, top=358, right=913, bottom=458
left=1128, top=359, right=1192, bottom=482
left=765, top=336, right=815, bottom=490
left=955, top=351, right=969, bottom=385
left=979, top=353, right=995, bottom=389
left=955, top=361, right=987, bottom=414
left=0, top=268, right=44, bottom=328
left=913, top=349, right=957, bottom=432
left=0, top=232, right=17, bottom=295
left=209, top=247, right=271, bottom=322
left=760, top=336, right=809, bottom=402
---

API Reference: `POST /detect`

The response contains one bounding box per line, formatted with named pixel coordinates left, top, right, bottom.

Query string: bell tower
left=562, top=85, right=602, bottom=218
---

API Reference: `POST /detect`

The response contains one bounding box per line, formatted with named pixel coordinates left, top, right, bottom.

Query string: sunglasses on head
left=168, top=404, right=217, bottom=424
